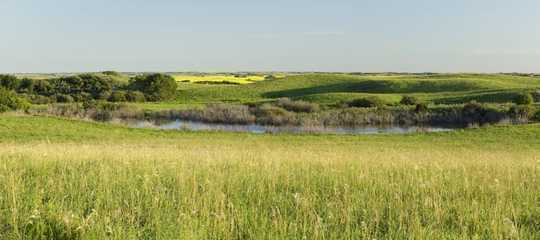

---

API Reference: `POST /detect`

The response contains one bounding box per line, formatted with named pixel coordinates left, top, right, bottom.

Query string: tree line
left=0, top=72, right=178, bottom=105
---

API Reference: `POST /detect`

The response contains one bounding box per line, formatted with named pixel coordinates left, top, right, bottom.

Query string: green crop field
left=161, top=73, right=540, bottom=106
left=0, top=115, right=539, bottom=239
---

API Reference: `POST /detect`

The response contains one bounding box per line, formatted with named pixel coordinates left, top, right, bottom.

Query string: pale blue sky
left=1, top=0, right=539, bottom=73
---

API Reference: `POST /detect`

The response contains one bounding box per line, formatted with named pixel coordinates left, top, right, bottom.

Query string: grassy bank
left=0, top=115, right=539, bottom=239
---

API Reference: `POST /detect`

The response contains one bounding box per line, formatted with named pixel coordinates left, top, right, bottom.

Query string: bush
left=514, top=93, right=533, bottom=105
left=534, top=110, right=540, bottom=121
left=0, top=88, right=30, bottom=112
left=508, top=105, right=534, bottom=122
left=54, top=94, right=74, bottom=103
left=347, top=97, right=385, bottom=108
left=532, top=90, right=540, bottom=103
left=25, top=94, right=53, bottom=104
left=0, top=75, right=20, bottom=90
left=17, top=78, right=35, bottom=94
left=108, top=91, right=127, bottom=102
left=415, top=103, right=428, bottom=113
left=274, top=98, right=319, bottom=113
left=462, top=101, right=505, bottom=125
left=129, top=73, right=178, bottom=101
left=252, top=104, right=295, bottom=125
left=400, top=95, right=419, bottom=105
left=126, top=91, right=146, bottom=102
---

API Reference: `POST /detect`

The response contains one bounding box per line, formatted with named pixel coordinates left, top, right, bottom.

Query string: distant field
left=172, top=74, right=268, bottom=84
left=0, top=115, right=539, bottom=239
left=170, top=73, right=540, bottom=105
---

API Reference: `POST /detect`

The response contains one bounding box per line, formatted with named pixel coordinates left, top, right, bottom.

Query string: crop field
left=0, top=115, right=539, bottom=239
left=172, top=74, right=268, bottom=85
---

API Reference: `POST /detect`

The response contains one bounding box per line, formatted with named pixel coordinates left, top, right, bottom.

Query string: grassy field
left=0, top=115, right=539, bottom=239
left=167, top=73, right=540, bottom=106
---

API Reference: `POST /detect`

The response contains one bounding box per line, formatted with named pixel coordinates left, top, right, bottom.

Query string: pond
left=125, top=119, right=455, bottom=135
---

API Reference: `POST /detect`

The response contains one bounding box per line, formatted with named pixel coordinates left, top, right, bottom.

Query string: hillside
left=171, top=74, right=540, bottom=106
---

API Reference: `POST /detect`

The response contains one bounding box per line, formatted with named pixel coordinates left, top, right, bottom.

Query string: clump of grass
left=172, top=104, right=256, bottom=124
left=252, top=103, right=296, bottom=125
left=347, top=97, right=386, bottom=108
left=274, top=98, right=320, bottom=113
left=400, top=95, right=419, bottom=105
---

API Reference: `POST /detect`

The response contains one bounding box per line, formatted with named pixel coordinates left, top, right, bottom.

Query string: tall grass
left=0, top=116, right=539, bottom=239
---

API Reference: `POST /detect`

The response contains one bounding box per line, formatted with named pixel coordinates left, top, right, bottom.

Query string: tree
left=0, top=88, right=30, bottom=112
left=108, top=91, right=127, bottom=102
left=0, top=75, right=20, bottom=90
left=514, top=93, right=533, bottom=105
left=128, top=74, right=177, bottom=101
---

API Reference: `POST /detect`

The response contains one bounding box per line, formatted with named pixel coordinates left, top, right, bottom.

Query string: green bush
left=534, top=110, right=540, bottom=121
left=108, top=91, right=127, bottom=102
left=17, top=78, right=35, bottom=94
left=514, top=93, right=533, bottom=105
left=508, top=105, right=534, bottom=120
left=25, top=94, right=53, bottom=105
left=400, top=95, right=419, bottom=105
left=532, top=90, right=540, bottom=102
left=415, top=103, right=428, bottom=113
left=347, top=97, right=385, bottom=108
left=0, top=88, right=30, bottom=112
left=54, top=94, right=74, bottom=103
left=128, top=73, right=178, bottom=101
left=274, top=98, right=319, bottom=113
left=126, top=91, right=146, bottom=102
left=0, top=74, right=20, bottom=90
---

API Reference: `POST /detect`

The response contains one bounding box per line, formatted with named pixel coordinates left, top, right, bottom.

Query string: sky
left=1, top=0, right=539, bottom=73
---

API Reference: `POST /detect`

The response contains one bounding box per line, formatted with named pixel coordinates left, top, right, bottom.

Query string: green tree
left=0, top=75, right=20, bottom=90
left=128, top=74, right=177, bottom=101
left=0, top=88, right=30, bottom=112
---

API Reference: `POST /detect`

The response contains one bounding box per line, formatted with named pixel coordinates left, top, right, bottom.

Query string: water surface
left=126, top=119, right=454, bottom=135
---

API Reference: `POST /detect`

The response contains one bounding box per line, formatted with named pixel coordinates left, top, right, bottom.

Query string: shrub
left=108, top=91, right=127, bottom=102
left=252, top=104, right=295, bottom=125
left=462, top=101, right=506, bottom=125
left=129, top=73, right=178, bottom=101
left=347, top=97, right=385, bottom=108
left=0, top=88, right=30, bottom=112
left=514, top=93, right=533, bottom=105
left=0, top=75, right=20, bottom=90
left=415, top=103, right=428, bottom=113
left=400, top=95, right=419, bottom=105
left=126, top=91, right=146, bottom=102
left=32, top=80, right=53, bottom=96
left=532, top=90, right=540, bottom=102
left=17, top=78, right=35, bottom=94
left=54, top=94, right=74, bottom=103
left=508, top=105, right=534, bottom=122
left=534, top=110, right=540, bottom=121
left=25, top=94, right=53, bottom=105
left=274, top=98, right=319, bottom=113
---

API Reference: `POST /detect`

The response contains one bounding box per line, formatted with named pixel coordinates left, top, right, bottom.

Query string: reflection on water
left=126, top=119, right=455, bottom=135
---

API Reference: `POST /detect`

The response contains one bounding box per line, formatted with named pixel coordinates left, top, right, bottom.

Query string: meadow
left=166, top=73, right=540, bottom=106
left=0, top=115, right=539, bottom=239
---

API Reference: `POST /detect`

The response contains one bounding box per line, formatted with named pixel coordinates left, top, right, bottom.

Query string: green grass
left=0, top=115, right=539, bottom=239
left=169, top=73, right=540, bottom=106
